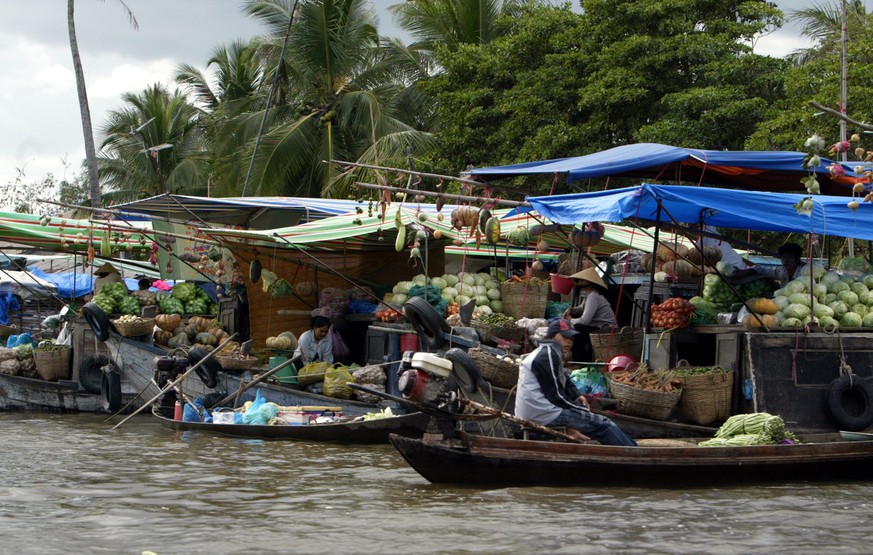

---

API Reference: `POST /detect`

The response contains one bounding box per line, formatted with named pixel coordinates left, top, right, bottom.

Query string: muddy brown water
left=1, top=413, right=871, bottom=554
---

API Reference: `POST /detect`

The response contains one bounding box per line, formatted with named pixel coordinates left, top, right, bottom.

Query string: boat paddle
left=462, top=399, right=588, bottom=443
left=211, top=356, right=298, bottom=408
left=111, top=332, right=238, bottom=430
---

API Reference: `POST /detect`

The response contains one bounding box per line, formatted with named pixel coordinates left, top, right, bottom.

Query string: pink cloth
left=152, top=280, right=173, bottom=291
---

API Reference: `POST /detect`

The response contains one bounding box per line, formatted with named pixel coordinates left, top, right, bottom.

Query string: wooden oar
left=462, top=399, right=588, bottom=443
left=212, top=356, right=298, bottom=408
left=111, top=332, right=238, bottom=430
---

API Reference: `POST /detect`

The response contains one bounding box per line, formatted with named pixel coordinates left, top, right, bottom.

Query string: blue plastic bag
left=569, top=368, right=608, bottom=396
left=183, top=398, right=210, bottom=422
left=6, top=333, right=35, bottom=348
left=242, top=390, right=278, bottom=425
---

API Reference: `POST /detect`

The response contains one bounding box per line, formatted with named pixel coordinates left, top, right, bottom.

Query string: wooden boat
left=0, top=373, right=113, bottom=412
left=152, top=405, right=429, bottom=444
left=389, top=431, right=873, bottom=487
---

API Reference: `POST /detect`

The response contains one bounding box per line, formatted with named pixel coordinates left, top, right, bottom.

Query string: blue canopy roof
left=467, top=143, right=865, bottom=195
left=528, top=184, right=873, bottom=240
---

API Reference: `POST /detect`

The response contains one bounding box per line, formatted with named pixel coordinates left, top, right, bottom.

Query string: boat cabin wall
left=227, top=241, right=444, bottom=350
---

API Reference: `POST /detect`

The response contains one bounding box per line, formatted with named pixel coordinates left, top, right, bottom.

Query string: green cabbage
left=784, top=280, right=806, bottom=295
left=837, top=290, right=859, bottom=306
left=780, top=317, right=802, bottom=328
left=863, top=312, right=873, bottom=327
left=442, top=274, right=459, bottom=287
left=840, top=312, right=863, bottom=328
left=813, top=303, right=834, bottom=319
left=852, top=304, right=868, bottom=317
left=818, top=316, right=839, bottom=329
left=851, top=282, right=869, bottom=297
left=863, top=273, right=873, bottom=289
left=486, top=288, right=501, bottom=300
left=489, top=300, right=503, bottom=313
left=783, top=304, right=811, bottom=320
left=829, top=300, right=849, bottom=318
left=788, top=293, right=812, bottom=307
left=430, top=277, right=447, bottom=290
left=828, top=281, right=850, bottom=294
left=442, top=287, right=458, bottom=299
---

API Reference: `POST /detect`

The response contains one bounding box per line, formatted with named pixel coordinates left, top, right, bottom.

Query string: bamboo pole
left=211, top=356, right=298, bottom=408
left=462, top=399, right=587, bottom=443
left=111, top=332, right=239, bottom=430
left=354, top=181, right=531, bottom=208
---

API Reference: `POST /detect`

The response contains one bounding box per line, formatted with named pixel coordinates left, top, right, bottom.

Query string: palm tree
left=788, top=0, right=869, bottom=66
left=234, top=0, right=436, bottom=198
left=67, top=0, right=138, bottom=208
left=388, top=0, right=525, bottom=51
left=98, top=84, right=208, bottom=202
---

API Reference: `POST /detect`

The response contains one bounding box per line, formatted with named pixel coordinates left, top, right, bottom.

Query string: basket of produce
left=500, top=277, right=550, bottom=319
left=672, top=365, right=734, bottom=425
left=608, top=366, right=682, bottom=421
left=471, top=313, right=522, bottom=343
left=33, top=343, right=71, bottom=381
left=467, top=347, right=520, bottom=389
left=111, top=315, right=155, bottom=337
left=649, top=297, right=695, bottom=329
left=589, top=326, right=644, bottom=361
left=215, top=353, right=258, bottom=371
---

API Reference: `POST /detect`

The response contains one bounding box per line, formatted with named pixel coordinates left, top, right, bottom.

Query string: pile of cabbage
left=390, top=272, right=503, bottom=318
left=775, top=264, right=873, bottom=329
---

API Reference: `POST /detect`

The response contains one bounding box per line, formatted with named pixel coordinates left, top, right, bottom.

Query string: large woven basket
left=467, top=347, right=519, bottom=389
left=470, top=320, right=522, bottom=344
left=608, top=377, right=681, bottom=421
left=500, top=279, right=550, bottom=319
left=34, top=348, right=71, bottom=381
left=215, top=354, right=258, bottom=371
left=112, top=317, right=155, bottom=337
left=676, top=370, right=734, bottom=426
left=590, top=326, right=644, bottom=362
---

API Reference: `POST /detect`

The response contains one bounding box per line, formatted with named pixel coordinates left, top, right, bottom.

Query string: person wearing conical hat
left=93, top=262, right=124, bottom=295
left=562, top=266, right=615, bottom=363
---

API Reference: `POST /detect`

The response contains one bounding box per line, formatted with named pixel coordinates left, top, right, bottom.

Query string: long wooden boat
left=153, top=405, right=429, bottom=444
left=0, top=373, right=113, bottom=412
left=389, top=431, right=873, bottom=487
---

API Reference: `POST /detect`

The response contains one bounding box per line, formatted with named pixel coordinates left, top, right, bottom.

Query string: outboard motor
left=398, top=352, right=455, bottom=407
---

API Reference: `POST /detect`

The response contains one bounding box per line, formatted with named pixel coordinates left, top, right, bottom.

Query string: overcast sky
left=0, top=0, right=827, bottom=203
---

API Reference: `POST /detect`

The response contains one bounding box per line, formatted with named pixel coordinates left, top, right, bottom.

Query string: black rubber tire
left=403, top=296, right=446, bottom=350
left=827, top=375, right=873, bottom=431
left=82, top=302, right=111, bottom=342
left=79, top=354, right=109, bottom=394
left=101, top=367, right=122, bottom=413
left=187, top=346, right=220, bottom=389
left=444, top=348, right=481, bottom=394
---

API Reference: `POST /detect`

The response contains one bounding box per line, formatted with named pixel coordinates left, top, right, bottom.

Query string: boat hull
left=390, top=432, right=873, bottom=487
left=154, top=407, right=428, bottom=444
left=0, top=374, right=109, bottom=412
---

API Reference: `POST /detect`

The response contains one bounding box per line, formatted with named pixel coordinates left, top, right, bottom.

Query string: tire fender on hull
left=79, top=354, right=109, bottom=395
left=827, top=375, right=873, bottom=431
left=187, top=346, right=220, bottom=389
left=82, top=302, right=111, bottom=342
left=101, top=366, right=122, bottom=413
left=403, top=296, right=448, bottom=351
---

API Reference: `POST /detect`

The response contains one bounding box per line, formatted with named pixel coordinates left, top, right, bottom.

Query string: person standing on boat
left=515, top=319, right=637, bottom=446
left=291, top=315, right=333, bottom=368
left=561, top=267, right=615, bottom=363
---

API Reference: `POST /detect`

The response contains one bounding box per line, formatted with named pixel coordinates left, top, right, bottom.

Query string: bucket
left=550, top=273, right=574, bottom=295
left=270, top=355, right=297, bottom=385
left=399, top=333, right=419, bottom=353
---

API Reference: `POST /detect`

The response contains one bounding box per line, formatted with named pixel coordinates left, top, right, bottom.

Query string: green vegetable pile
left=476, top=312, right=515, bottom=327
left=698, top=412, right=797, bottom=447
left=670, top=365, right=729, bottom=377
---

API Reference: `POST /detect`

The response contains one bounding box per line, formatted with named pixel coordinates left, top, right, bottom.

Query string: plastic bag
left=323, top=365, right=354, bottom=399
left=242, top=391, right=278, bottom=425
left=6, top=333, right=35, bottom=349
left=183, top=398, right=208, bottom=422
left=297, top=361, right=330, bottom=386
left=330, top=326, right=351, bottom=360
left=569, top=368, right=608, bottom=396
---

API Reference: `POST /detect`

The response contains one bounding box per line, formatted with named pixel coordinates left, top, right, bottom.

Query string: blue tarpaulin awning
left=527, top=183, right=873, bottom=241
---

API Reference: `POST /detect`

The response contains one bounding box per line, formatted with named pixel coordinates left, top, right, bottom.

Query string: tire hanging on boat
left=79, top=354, right=109, bottom=395
left=826, top=375, right=873, bottom=431
left=101, top=365, right=122, bottom=413
left=403, top=296, right=448, bottom=350
left=187, top=346, right=220, bottom=389
left=82, top=302, right=111, bottom=342
left=444, top=348, right=481, bottom=395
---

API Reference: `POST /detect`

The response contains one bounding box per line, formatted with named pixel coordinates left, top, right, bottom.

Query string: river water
left=1, top=413, right=871, bottom=555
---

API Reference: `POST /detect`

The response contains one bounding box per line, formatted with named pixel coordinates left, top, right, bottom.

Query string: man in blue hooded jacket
left=515, top=319, right=636, bottom=446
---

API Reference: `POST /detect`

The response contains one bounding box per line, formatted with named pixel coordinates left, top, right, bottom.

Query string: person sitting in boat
left=93, top=262, right=124, bottom=295
left=515, top=319, right=637, bottom=446
left=561, top=267, right=615, bottom=363
left=734, top=242, right=805, bottom=287
left=291, top=315, right=333, bottom=368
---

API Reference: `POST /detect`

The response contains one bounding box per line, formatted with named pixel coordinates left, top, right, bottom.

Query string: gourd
left=506, top=226, right=529, bottom=247
left=188, top=316, right=214, bottom=332
left=194, top=332, right=218, bottom=346
left=250, top=259, right=262, bottom=283
left=278, top=331, right=299, bottom=351
left=743, top=313, right=778, bottom=329
left=478, top=209, right=492, bottom=234
left=168, top=333, right=191, bottom=348
left=207, top=326, right=228, bottom=342
left=571, top=229, right=602, bottom=248
left=749, top=297, right=779, bottom=315
left=154, top=330, right=174, bottom=345
left=661, top=259, right=699, bottom=278
left=266, top=336, right=293, bottom=350
left=155, top=313, right=182, bottom=332
left=297, top=281, right=315, bottom=296
left=484, top=217, right=501, bottom=245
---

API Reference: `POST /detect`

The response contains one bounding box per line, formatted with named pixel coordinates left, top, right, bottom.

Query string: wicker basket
left=34, top=348, right=71, bottom=381
left=470, top=320, right=523, bottom=344
left=0, top=324, right=18, bottom=338
left=590, top=327, right=644, bottom=362
left=676, top=370, right=734, bottom=426
left=112, top=317, right=155, bottom=337
left=215, top=354, right=259, bottom=371
left=608, top=377, right=681, bottom=421
left=500, top=279, right=550, bottom=319
left=467, top=347, right=519, bottom=389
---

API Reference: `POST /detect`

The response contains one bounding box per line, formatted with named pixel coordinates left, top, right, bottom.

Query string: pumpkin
left=571, top=229, right=601, bottom=248
left=278, top=331, right=299, bottom=351
left=686, top=248, right=704, bottom=265
left=189, top=316, right=216, bottom=332
left=749, top=298, right=779, bottom=315
left=656, top=242, right=689, bottom=262
left=266, top=335, right=293, bottom=350
left=194, top=332, right=218, bottom=346
left=297, top=281, right=315, bottom=296
left=154, top=330, right=173, bottom=345
left=743, top=313, right=778, bottom=329
left=640, top=253, right=654, bottom=273
left=661, top=259, right=699, bottom=278
left=536, top=240, right=550, bottom=253
left=168, top=333, right=191, bottom=349
left=207, top=326, right=226, bottom=340
left=155, top=313, right=181, bottom=332
left=183, top=323, right=198, bottom=339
